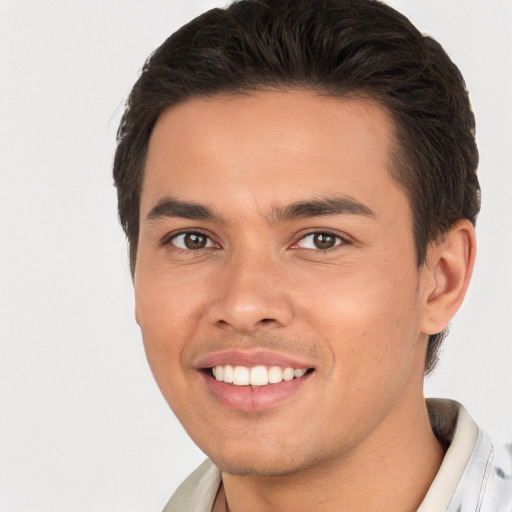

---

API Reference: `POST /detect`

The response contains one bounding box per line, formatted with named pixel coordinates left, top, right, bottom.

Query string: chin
left=212, top=459, right=302, bottom=477
left=208, top=443, right=323, bottom=477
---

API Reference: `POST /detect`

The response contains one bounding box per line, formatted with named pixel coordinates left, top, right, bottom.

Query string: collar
left=419, top=398, right=512, bottom=511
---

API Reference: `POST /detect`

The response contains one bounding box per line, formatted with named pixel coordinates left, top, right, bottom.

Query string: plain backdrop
left=0, top=1, right=511, bottom=511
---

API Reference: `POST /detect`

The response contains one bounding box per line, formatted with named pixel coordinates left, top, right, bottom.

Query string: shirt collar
left=419, top=398, right=512, bottom=512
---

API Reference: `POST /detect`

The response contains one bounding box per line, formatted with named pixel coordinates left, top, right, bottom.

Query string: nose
left=207, top=252, right=294, bottom=332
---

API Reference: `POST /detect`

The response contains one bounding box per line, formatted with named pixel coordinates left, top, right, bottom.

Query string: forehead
left=142, top=90, right=404, bottom=222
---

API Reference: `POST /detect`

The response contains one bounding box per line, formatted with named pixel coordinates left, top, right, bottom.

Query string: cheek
left=135, top=264, right=206, bottom=335
left=306, top=260, right=419, bottom=330
left=309, top=268, right=422, bottom=436
left=134, top=270, right=200, bottom=399
left=303, top=257, right=422, bottom=377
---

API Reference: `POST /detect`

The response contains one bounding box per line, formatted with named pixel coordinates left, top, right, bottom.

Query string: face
left=135, top=90, right=432, bottom=476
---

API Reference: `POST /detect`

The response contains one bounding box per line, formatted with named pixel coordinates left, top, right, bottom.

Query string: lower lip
left=201, top=371, right=312, bottom=411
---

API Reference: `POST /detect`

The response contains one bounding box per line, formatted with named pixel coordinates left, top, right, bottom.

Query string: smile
left=197, top=350, right=316, bottom=411
left=211, top=365, right=309, bottom=387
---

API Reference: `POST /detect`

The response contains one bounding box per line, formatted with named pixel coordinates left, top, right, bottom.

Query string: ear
left=420, top=220, right=477, bottom=335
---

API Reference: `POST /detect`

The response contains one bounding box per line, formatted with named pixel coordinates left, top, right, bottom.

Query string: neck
left=216, top=397, right=444, bottom=512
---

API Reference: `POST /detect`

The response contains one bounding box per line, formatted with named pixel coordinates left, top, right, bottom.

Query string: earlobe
left=420, top=220, right=477, bottom=335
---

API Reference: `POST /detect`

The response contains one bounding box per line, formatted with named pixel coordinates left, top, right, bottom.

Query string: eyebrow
left=146, top=197, right=222, bottom=222
left=269, top=196, right=375, bottom=223
left=145, top=195, right=375, bottom=223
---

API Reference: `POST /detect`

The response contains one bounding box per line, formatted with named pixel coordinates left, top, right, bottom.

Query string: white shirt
left=163, top=399, right=512, bottom=511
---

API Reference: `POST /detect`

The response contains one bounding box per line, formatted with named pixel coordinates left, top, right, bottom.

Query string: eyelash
left=293, top=230, right=349, bottom=251
left=162, top=229, right=349, bottom=253
left=161, top=230, right=218, bottom=251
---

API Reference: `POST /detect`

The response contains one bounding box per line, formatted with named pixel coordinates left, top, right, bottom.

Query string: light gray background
left=0, top=1, right=511, bottom=511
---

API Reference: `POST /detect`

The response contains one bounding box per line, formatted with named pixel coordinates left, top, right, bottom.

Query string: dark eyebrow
left=146, top=195, right=374, bottom=224
left=270, top=196, right=375, bottom=223
left=146, top=197, right=222, bottom=222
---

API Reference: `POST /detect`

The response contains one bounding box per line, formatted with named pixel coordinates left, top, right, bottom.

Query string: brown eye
left=296, top=232, right=344, bottom=250
left=170, top=232, right=213, bottom=250
left=315, top=233, right=336, bottom=249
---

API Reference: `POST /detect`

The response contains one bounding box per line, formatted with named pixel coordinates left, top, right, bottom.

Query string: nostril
left=260, top=318, right=274, bottom=324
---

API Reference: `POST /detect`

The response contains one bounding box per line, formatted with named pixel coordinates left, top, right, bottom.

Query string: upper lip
left=195, top=350, right=315, bottom=370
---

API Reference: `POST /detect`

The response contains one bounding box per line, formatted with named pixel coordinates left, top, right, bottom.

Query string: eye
left=168, top=232, right=215, bottom=250
left=296, top=232, right=345, bottom=250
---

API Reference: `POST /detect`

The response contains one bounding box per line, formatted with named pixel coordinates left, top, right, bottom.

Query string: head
left=114, top=0, right=481, bottom=477
left=113, top=0, right=480, bottom=376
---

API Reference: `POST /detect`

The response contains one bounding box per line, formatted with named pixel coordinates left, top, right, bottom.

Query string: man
left=113, top=0, right=512, bottom=510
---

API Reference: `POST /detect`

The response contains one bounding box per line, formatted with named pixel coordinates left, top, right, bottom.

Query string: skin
left=134, top=90, right=476, bottom=511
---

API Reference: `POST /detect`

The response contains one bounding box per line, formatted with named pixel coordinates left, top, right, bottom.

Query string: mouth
left=208, top=364, right=314, bottom=387
left=196, top=351, right=316, bottom=411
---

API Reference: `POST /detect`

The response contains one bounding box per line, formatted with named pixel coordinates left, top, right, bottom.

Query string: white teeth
left=223, top=364, right=234, bottom=383
left=214, top=365, right=224, bottom=382
left=233, top=366, right=250, bottom=386
left=211, top=364, right=309, bottom=387
left=250, top=365, right=269, bottom=386
left=268, top=366, right=283, bottom=384
left=282, top=367, right=295, bottom=381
